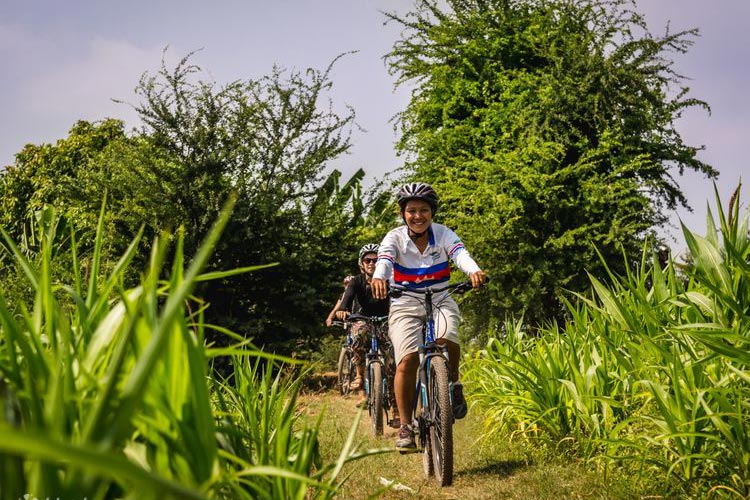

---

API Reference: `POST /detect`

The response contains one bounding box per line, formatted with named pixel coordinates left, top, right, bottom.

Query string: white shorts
left=388, top=294, right=461, bottom=366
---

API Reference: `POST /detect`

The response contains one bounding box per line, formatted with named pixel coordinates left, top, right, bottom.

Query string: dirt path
left=300, top=390, right=610, bottom=500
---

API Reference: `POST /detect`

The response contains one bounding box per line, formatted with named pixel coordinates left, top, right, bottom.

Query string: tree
left=0, top=119, right=191, bottom=287
left=131, top=52, right=392, bottom=350
left=0, top=53, right=394, bottom=353
left=0, top=119, right=127, bottom=243
left=385, top=0, right=717, bottom=327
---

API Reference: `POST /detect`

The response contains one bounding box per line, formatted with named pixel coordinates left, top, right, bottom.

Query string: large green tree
left=385, top=0, right=717, bottom=326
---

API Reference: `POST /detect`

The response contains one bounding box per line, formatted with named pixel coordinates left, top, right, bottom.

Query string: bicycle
left=333, top=320, right=357, bottom=396
left=347, top=313, right=394, bottom=436
left=389, top=278, right=487, bottom=487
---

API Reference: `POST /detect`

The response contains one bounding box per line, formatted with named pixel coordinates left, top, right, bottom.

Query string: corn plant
left=467, top=185, right=750, bottom=497
left=212, top=356, right=369, bottom=500
left=0, top=199, right=364, bottom=500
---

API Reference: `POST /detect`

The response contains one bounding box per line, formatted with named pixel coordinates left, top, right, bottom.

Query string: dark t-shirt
left=338, top=274, right=389, bottom=317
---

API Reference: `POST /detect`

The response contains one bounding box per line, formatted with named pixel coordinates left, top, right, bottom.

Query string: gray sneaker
left=395, top=424, right=416, bottom=451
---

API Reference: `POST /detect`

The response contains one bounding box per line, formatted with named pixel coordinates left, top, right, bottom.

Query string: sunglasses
left=362, top=257, right=378, bottom=264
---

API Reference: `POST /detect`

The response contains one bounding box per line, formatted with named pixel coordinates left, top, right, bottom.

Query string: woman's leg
left=350, top=321, right=367, bottom=390
left=394, top=352, right=419, bottom=425
left=435, top=338, right=460, bottom=382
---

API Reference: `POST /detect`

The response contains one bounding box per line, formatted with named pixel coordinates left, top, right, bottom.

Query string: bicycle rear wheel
left=337, top=348, right=353, bottom=396
left=369, top=362, right=384, bottom=436
left=428, top=356, right=453, bottom=486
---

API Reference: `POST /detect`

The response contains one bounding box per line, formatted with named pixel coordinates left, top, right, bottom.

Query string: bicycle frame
left=348, top=316, right=388, bottom=384
left=389, top=278, right=487, bottom=486
left=391, top=281, right=473, bottom=421
left=416, top=288, right=449, bottom=421
left=348, top=314, right=393, bottom=434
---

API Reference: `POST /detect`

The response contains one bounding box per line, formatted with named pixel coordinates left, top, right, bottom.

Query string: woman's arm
left=372, top=229, right=398, bottom=299
left=335, top=280, right=358, bottom=319
left=325, top=297, right=343, bottom=327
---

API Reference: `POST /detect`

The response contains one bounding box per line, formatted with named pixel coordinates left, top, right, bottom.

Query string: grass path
left=300, top=390, right=641, bottom=500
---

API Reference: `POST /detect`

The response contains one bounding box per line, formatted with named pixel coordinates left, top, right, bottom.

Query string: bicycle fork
left=415, top=346, right=451, bottom=449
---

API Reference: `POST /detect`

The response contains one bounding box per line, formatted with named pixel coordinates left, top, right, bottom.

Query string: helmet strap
left=407, top=225, right=428, bottom=240
left=360, top=262, right=374, bottom=276
left=402, top=213, right=430, bottom=240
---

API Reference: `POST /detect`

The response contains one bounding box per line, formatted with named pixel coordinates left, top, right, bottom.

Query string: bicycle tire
left=428, top=356, right=453, bottom=486
left=337, top=348, right=352, bottom=396
left=369, top=362, right=384, bottom=436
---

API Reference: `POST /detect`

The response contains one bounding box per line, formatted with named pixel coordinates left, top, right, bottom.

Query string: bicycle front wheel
left=428, top=356, right=454, bottom=486
left=369, top=362, right=384, bottom=436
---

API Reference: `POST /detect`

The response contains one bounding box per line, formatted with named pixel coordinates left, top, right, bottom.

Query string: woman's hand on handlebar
left=470, top=270, right=488, bottom=289
left=335, top=310, right=350, bottom=321
left=371, top=277, right=388, bottom=300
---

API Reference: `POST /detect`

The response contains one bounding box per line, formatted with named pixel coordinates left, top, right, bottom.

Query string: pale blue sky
left=1, top=1, right=748, bottom=247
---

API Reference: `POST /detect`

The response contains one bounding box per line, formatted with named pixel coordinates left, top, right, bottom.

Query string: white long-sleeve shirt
left=373, top=223, right=481, bottom=288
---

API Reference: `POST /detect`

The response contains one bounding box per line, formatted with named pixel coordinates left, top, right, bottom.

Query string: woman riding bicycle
left=371, top=182, right=486, bottom=450
left=335, top=245, right=393, bottom=414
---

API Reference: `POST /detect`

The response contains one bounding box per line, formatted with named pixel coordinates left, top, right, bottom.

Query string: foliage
left=465, top=185, right=750, bottom=498
left=0, top=202, right=366, bottom=499
left=385, top=0, right=717, bottom=327
left=0, top=52, right=396, bottom=353
left=0, top=119, right=126, bottom=236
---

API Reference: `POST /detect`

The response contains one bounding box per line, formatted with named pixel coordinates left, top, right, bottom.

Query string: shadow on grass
left=455, top=459, right=529, bottom=478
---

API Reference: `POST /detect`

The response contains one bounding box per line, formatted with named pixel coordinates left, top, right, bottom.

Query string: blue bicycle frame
left=390, top=281, right=474, bottom=425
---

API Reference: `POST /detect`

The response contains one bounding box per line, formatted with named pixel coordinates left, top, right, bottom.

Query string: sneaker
left=452, top=383, right=468, bottom=419
left=395, top=425, right=416, bottom=450
left=350, top=376, right=363, bottom=390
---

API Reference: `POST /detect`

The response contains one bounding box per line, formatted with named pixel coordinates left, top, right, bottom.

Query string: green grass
left=302, top=389, right=670, bottom=500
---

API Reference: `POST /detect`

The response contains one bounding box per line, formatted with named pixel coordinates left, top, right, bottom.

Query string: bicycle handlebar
left=346, top=313, right=389, bottom=323
left=388, top=277, right=490, bottom=298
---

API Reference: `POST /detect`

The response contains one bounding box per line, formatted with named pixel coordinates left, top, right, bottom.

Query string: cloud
left=22, top=38, right=167, bottom=126
left=0, top=23, right=43, bottom=52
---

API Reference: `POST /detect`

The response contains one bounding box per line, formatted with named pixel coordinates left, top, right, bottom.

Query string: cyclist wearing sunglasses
left=335, top=244, right=392, bottom=405
left=371, top=182, right=487, bottom=449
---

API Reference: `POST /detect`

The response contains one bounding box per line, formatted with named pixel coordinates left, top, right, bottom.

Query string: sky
left=1, top=0, right=748, bottom=249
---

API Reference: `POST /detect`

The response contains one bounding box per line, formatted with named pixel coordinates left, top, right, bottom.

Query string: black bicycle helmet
left=358, top=243, right=379, bottom=261
left=397, top=182, right=438, bottom=215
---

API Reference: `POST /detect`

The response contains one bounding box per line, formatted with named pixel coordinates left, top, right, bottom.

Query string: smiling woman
left=371, top=181, right=487, bottom=452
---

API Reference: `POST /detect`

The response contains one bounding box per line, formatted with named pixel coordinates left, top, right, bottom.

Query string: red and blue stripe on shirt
left=393, top=261, right=450, bottom=288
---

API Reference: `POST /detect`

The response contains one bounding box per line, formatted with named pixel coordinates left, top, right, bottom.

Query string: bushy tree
left=0, top=119, right=193, bottom=291
left=0, top=119, right=129, bottom=242
left=385, top=0, right=717, bottom=326
left=0, top=53, right=394, bottom=353
left=130, top=53, right=392, bottom=349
